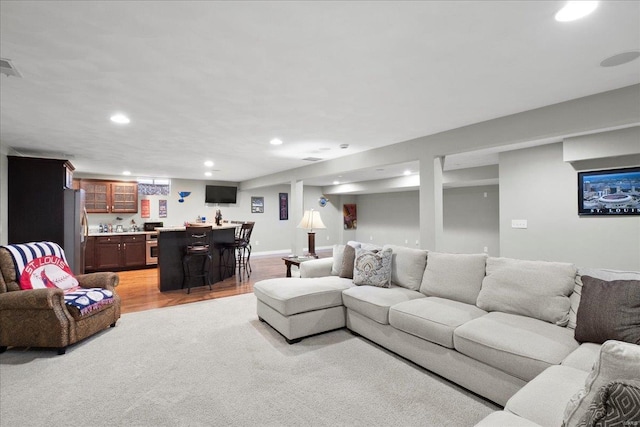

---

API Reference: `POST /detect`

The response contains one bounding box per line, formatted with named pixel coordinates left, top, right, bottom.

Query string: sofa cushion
left=568, top=268, right=640, bottom=329
left=505, top=365, right=588, bottom=427
left=254, top=277, right=353, bottom=316
left=474, top=411, right=542, bottom=427
left=389, top=297, right=487, bottom=348
left=562, top=343, right=602, bottom=372
left=353, top=248, right=393, bottom=288
left=382, top=244, right=428, bottom=291
left=331, top=244, right=345, bottom=276
left=476, top=257, right=576, bottom=326
left=563, top=340, right=640, bottom=427
left=574, top=275, right=640, bottom=345
left=454, top=312, right=579, bottom=382
left=419, top=252, right=487, bottom=304
left=342, top=285, right=424, bottom=325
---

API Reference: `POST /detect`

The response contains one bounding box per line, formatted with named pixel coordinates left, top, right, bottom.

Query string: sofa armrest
left=300, top=258, right=334, bottom=278
left=0, top=288, right=65, bottom=310
left=76, top=272, right=119, bottom=291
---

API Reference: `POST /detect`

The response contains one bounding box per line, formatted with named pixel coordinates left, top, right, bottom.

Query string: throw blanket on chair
left=2, top=242, right=113, bottom=314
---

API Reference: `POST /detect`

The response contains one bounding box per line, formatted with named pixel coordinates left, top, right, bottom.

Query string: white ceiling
left=1, top=1, right=639, bottom=186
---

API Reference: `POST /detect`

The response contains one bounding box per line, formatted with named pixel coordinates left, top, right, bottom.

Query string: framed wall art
left=251, top=196, right=264, bottom=213
left=279, top=193, right=288, bottom=220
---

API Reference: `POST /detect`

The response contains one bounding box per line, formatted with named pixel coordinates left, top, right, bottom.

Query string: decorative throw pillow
left=576, top=380, right=640, bottom=427
left=574, top=276, right=640, bottom=345
left=568, top=268, right=640, bottom=330
left=476, top=257, right=576, bottom=326
left=419, top=252, right=487, bottom=304
left=3, top=242, right=79, bottom=291
left=339, top=242, right=361, bottom=279
left=353, top=248, right=393, bottom=288
left=563, top=340, right=640, bottom=427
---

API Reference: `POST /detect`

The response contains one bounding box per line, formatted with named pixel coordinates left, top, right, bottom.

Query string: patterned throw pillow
left=353, top=248, right=393, bottom=288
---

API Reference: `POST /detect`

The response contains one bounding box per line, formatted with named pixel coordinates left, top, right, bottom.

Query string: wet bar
left=157, top=225, right=237, bottom=292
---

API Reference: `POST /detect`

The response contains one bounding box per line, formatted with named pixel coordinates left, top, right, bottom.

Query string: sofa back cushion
left=476, top=257, right=576, bottom=326
left=568, top=268, right=640, bottom=329
left=382, top=244, right=428, bottom=291
left=419, top=252, right=487, bottom=304
left=331, top=244, right=345, bottom=276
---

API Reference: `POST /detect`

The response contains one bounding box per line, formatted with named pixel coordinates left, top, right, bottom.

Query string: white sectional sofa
left=253, top=244, right=640, bottom=426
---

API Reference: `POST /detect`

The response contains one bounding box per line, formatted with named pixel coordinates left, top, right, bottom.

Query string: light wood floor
left=117, top=251, right=329, bottom=314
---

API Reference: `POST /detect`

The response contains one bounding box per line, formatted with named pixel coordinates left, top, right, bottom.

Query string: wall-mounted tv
left=578, top=166, right=640, bottom=216
left=205, top=185, right=237, bottom=204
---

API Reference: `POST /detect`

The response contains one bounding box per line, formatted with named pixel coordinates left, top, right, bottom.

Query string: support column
left=290, top=179, right=305, bottom=255
left=419, top=155, right=444, bottom=251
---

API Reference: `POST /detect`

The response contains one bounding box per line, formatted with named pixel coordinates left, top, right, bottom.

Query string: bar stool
left=182, top=225, right=213, bottom=294
left=219, top=222, right=254, bottom=280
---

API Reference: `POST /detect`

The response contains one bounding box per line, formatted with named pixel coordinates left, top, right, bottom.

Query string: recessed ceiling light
left=333, top=180, right=340, bottom=185
left=204, top=171, right=212, bottom=177
left=403, top=170, right=411, bottom=176
left=555, top=1, right=598, bottom=22
left=600, top=51, right=640, bottom=67
left=110, top=113, right=130, bottom=124
left=204, top=160, right=214, bottom=167
left=270, top=138, right=283, bottom=145
left=123, top=170, right=131, bottom=176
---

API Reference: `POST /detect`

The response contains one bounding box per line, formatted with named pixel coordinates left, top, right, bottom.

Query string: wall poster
left=141, top=199, right=151, bottom=218
left=279, top=193, right=288, bottom=220
left=159, top=199, right=167, bottom=218
left=343, top=204, right=357, bottom=229
left=251, top=196, right=264, bottom=213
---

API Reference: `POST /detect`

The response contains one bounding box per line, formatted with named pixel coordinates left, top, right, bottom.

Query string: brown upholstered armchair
left=0, top=247, right=121, bottom=355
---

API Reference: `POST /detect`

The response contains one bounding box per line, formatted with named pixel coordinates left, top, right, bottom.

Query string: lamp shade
left=297, top=209, right=326, bottom=231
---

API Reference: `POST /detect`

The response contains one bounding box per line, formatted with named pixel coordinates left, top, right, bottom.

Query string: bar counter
left=157, top=224, right=237, bottom=292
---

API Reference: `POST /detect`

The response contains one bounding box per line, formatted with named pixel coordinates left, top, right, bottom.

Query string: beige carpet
left=0, top=293, right=498, bottom=426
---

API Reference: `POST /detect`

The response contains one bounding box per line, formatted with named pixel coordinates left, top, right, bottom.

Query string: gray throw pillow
left=353, top=248, right=393, bottom=288
left=574, top=276, right=640, bottom=345
left=339, top=243, right=359, bottom=279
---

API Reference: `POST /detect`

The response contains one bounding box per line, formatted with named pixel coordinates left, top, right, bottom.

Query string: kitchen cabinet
left=81, top=180, right=138, bottom=213
left=85, top=236, right=96, bottom=271
left=93, top=234, right=146, bottom=270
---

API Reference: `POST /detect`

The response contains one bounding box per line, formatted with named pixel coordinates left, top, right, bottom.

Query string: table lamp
left=297, top=209, right=326, bottom=258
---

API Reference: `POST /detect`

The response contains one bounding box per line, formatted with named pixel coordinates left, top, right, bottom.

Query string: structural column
left=419, top=155, right=444, bottom=251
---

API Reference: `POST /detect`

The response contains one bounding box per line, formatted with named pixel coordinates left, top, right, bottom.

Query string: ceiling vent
left=0, top=58, right=22, bottom=78
left=302, top=157, right=323, bottom=162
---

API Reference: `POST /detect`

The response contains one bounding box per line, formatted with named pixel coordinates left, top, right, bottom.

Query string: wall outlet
left=405, top=239, right=408, bottom=244
left=511, top=219, right=528, bottom=229
left=370, top=236, right=373, bottom=241
left=483, top=246, right=488, bottom=253
left=326, top=236, right=330, bottom=240
left=255, top=240, right=259, bottom=245
left=415, top=240, right=419, bottom=246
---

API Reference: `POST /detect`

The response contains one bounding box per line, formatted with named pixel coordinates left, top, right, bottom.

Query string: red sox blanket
left=2, top=242, right=113, bottom=315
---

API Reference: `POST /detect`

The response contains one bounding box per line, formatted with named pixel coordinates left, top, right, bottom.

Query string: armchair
left=0, top=247, right=121, bottom=355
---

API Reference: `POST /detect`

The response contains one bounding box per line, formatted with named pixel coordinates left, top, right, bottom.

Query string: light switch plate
left=511, top=219, right=528, bottom=229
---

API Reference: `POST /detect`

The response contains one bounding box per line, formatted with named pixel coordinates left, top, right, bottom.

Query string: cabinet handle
left=118, top=243, right=121, bottom=251
left=124, top=243, right=126, bottom=249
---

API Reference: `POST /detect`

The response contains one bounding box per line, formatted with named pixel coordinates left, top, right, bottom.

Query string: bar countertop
left=156, top=223, right=238, bottom=232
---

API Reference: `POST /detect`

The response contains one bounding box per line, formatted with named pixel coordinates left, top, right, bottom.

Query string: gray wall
left=354, top=191, right=421, bottom=248
left=500, top=143, right=640, bottom=270
left=442, top=185, right=500, bottom=256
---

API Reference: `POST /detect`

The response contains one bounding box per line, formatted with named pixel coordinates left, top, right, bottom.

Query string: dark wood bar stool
left=218, top=222, right=254, bottom=280
left=182, top=225, right=213, bottom=293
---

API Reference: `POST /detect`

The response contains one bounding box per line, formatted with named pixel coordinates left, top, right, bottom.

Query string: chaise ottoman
left=254, top=277, right=354, bottom=343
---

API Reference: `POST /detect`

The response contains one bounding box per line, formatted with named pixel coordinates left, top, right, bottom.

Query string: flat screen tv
left=578, top=166, right=640, bottom=216
left=205, top=185, right=237, bottom=204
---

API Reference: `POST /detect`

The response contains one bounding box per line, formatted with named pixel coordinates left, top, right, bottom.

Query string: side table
left=282, top=256, right=316, bottom=277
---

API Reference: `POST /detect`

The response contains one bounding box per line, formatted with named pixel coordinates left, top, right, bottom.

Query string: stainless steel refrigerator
left=63, top=189, right=88, bottom=275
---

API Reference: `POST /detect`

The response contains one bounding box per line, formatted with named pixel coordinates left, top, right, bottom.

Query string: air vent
left=302, top=157, right=323, bottom=162
left=0, top=58, right=22, bottom=78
